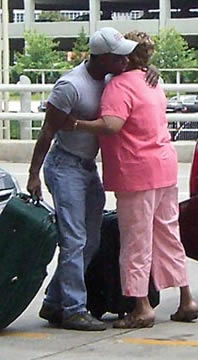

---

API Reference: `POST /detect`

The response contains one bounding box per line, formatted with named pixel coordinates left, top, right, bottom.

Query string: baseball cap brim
left=112, top=38, right=138, bottom=55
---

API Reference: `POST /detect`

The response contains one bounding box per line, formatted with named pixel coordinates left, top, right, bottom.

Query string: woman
left=68, top=31, right=198, bottom=328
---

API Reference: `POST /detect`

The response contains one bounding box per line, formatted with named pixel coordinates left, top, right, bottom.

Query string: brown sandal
left=113, top=314, right=155, bottom=329
left=113, top=314, right=132, bottom=329
left=130, top=316, right=154, bottom=328
left=171, top=309, right=198, bottom=322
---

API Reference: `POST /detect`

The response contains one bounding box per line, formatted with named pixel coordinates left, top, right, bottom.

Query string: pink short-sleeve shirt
left=99, top=70, right=177, bottom=192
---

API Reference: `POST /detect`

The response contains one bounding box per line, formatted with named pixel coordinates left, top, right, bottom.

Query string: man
left=27, top=27, right=138, bottom=331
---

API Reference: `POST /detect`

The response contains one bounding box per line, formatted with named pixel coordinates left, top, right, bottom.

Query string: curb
left=0, top=140, right=196, bottom=163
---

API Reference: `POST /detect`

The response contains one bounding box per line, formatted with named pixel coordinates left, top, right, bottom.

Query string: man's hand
left=27, top=173, right=43, bottom=201
left=145, top=64, right=159, bottom=87
left=26, top=102, right=70, bottom=201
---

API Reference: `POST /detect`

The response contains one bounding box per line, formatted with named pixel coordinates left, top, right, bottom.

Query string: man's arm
left=27, top=102, right=68, bottom=199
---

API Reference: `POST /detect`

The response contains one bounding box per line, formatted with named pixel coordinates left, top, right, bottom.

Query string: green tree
left=151, top=28, right=198, bottom=83
left=70, top=28, right=89, bottom=67
left=37, top=11, right=68, bottom=22
left=10, top=31, right=71, bottom=83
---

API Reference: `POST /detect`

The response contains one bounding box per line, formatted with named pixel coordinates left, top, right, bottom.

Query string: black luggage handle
left=17, top=193, right=56, bottom=223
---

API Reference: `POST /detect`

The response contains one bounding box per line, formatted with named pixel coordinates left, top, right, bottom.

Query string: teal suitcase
left=0, top=193, right=58, bottom=329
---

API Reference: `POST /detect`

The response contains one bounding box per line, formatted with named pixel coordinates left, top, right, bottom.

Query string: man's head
left=89, top=27, right=137, bottom=75
left=89, top=27, right=137, bottom=56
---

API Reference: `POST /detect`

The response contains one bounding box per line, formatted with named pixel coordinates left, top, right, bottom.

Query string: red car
left=190, top=141, right=198, bottom=196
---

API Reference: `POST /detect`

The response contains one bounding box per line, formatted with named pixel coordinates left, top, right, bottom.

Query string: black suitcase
left=85, top=210, right=160, bottom=319
left=0, top=193, right=58, bottom=329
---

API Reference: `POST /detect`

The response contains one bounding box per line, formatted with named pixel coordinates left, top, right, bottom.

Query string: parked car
left=190, top=140, right=198, bottom=197
left=166, top=95, right=198, bottom=113
left=181, top=95, right=198, bottom=113
left=0, top=168, right=20, bottom=214
left=73, top=14, right=89, bottom=21
left=38, top=100, right=47, bottom=112
left=166, top=96, right=183, bottom=113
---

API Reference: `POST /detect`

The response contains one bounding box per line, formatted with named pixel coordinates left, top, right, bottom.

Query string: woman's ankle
left=135, top=296, right=153, bottom=314
left=179, top=286, right=195, bottom=307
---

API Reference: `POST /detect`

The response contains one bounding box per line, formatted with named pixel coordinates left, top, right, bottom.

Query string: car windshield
left=168, top=95, right=198, bottom=104
left=182, top=96, right=197, bottom=103
left=168, top=96, right=182, bottom=103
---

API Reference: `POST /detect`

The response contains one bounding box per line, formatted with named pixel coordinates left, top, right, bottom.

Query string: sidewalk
left=0, top=161, right=198, bottom=360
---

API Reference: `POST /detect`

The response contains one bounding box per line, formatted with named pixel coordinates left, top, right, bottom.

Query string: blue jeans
left=43, top=146, right=105, bottom=318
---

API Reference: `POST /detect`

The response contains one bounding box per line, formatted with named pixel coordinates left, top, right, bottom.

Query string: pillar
left=89, top=0, right=100, bottom=36
left=19, top=75, right=32, bottom=140
left=24, top=0, right=35, bottom=31
left=159, top=0, right=171, bottom=29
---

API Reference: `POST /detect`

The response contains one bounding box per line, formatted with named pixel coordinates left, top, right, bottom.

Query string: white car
left=0, top=168, right=21, bottom=214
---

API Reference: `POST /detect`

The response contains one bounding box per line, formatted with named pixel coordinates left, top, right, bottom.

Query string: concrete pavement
left=0, top=161, right=198, bottom=360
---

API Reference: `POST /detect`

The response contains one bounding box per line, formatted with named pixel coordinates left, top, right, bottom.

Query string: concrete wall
left=7, top=18, right=198, bottom=39
left=0, top=140, right=196, bottom=163
left=170, top=18, right=198, bottom=35
left=98, top=19, right=159, bottom=35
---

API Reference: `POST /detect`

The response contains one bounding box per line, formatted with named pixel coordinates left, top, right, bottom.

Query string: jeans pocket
left=53, top=153, right=63, bottom=167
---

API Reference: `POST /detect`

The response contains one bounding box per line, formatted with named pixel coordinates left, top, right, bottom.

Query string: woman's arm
left=64, top=115, right=125, bottom=135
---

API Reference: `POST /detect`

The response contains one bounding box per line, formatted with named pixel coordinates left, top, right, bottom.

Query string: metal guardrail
left=0, top=112, right=197, bottom=123
left=0, top=82, right=198, bottom=140
left=167, top=113, right=198, bottom=122
left=0, top=84, right=53, bottom=92
left=0, top=112, right=45, bottom=121
left=1, top=83, right=198, bottom=123
left=0, top=83, right=198, bottom=93
left=162, top=84, right=198, bottom=92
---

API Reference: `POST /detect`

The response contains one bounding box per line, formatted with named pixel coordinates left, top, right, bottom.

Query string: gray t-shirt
left=48, top=61, right=105, bottom=159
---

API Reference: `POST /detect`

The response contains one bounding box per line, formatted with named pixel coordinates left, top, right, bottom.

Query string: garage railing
left=0, top=78, right=198, bottom=140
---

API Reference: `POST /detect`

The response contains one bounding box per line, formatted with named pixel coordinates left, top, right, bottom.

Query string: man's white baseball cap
left=89, top=27, right=138, bottom=56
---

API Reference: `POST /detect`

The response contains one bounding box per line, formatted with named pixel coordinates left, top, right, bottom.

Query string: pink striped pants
left=116, top=185, right=188, bottom=297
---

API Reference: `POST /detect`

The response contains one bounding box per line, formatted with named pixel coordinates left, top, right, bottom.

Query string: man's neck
left=85, top=59, right=106, bottom=81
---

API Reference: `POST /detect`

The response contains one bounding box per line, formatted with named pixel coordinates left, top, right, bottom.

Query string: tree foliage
left=10, top=28, right=198, bottom=85
left=37, top=11, right=68, bottom=22
left=151, top=28, right=198, bottom=83
left=10, top=31, right=71, bottom=83
left=70, top=28, right=89, bottom=67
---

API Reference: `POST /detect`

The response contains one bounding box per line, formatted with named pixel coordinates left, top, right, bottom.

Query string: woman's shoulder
left=107, top=70, right=145, bottom=90
left=113, top=69, right=144, bottom=81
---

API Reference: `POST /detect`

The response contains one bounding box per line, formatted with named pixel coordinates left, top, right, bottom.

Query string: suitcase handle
left=17, top=192, right=39, bottom=205
left=17, top=192, right=55, bottom=215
